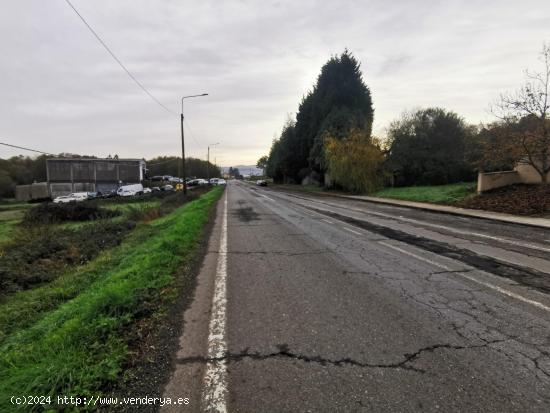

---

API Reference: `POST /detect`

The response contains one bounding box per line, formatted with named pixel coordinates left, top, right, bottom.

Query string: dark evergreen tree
left=267, top=50, right=374, bottom=183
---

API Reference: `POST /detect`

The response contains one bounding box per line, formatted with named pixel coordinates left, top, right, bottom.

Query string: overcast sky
left=1, top=0, right=549, bottom=166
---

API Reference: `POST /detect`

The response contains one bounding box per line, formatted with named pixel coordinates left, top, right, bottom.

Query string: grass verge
left=0, top=186, right=223, bottom=411
left=373, top=182, right=476, bottom=204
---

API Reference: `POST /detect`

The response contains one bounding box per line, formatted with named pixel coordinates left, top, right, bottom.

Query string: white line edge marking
left=276, top=192, right=550, bottom=253
left=202, top=192, right=229, bottom=412
left=322, top=219, right=334, bottom=224
left=379, top=241, right=550, bottom=313
left=343, top=227, right=362, bottom=235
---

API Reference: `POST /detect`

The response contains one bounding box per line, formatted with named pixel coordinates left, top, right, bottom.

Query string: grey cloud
left=1, top=0, right=549, bottom=165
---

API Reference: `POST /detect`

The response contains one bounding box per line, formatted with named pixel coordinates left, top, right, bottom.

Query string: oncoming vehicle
left=256, top=180, right=268, bottom=187
left=116, top=183, right=144, bottom=197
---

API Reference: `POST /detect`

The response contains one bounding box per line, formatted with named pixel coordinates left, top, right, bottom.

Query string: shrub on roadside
left=0, top=220, right=136, bottom=294
left=23, top=202, right=119, bottom=225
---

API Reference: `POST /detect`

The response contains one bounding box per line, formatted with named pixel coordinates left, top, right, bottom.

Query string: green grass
left=373, top=182, right=477, bottom=204
left=0, top=187, right=223, bottom=410
left=0, top=202, right=33, bottom=211
left=0, top=208, right=27, bottom=244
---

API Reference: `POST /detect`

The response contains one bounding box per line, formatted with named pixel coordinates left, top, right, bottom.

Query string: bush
left=0, top=220, right=136, bottom=294
left=23, top=202, right=119, bottom=225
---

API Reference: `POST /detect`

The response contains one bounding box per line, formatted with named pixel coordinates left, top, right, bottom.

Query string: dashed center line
left=343, top=227, right=363, bottom=235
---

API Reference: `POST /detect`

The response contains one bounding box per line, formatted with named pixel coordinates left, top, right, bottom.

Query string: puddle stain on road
left=232, top=200, right=260, bottom=223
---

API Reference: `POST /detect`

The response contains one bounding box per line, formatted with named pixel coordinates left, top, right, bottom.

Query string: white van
left=117, top=184, right=144, bottom=197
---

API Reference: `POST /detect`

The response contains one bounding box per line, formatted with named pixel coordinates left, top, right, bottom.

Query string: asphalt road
left=162, top=181, right=550, bottom=412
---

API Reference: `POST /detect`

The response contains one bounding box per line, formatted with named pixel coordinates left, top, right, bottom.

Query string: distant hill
left=221, top=165, right=263, bottom=176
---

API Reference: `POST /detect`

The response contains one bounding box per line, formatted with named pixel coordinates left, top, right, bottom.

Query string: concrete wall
left=477, top=171, right=520, bottom=192
left=515, top=163, right=550, bottom=184
left=15, top=182, right=50, bottom=201
left=477, top=163, right=550, bottom=192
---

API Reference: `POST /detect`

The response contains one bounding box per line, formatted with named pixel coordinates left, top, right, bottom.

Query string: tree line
left=0, top=155, right=220, bottom=199
left=262, top=45, right=550, bottom=192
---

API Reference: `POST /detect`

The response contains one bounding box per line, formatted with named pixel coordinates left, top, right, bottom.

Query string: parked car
left=53, top=192, right=88, bottom=203
left=87, top=192, right=101, bottom=199
left=151, top=186, right=161, bottom=192
left=117, top=183, right=144, bottom=197
left=217, top=179, right=227, bottom=185
left=150, top=176, right=164, bottom=181
left=53, top=195, right=76, bottom=203
left=142, top=188, right=152, bottom=194
left=209, top=178, right=219, bottom=184
left=162, top=184, right=174, bottom=191
left=256, top=180, right=268, bottom=187
left=187, top=179, right=208, bottom=187
left=101, top=190, right=117, bottom=198
left=168, top=177, right=183, bottom=183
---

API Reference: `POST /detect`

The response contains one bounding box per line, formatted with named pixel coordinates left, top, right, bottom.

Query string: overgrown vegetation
left=1, top=189, right=207, bottom=296
left=22, top=201, right=120, bottom=225
left=0, top=187, right=223, bottom=411
left=0, top=220, right=136, bottom=294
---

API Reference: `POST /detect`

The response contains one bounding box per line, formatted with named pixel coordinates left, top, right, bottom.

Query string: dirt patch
left=454, top=184, right=550, bottom=216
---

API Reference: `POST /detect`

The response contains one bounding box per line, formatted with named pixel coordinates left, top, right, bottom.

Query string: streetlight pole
left=180, top=93, right=208, bottom=194
left=207, top=142, right=220, bottom=181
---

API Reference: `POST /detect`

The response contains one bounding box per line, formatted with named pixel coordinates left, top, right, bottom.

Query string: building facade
left=46, top=158, right=146, bottom=198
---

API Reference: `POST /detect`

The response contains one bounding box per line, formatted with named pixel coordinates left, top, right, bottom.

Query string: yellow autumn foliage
left=324, top=129, right=384, bottom=193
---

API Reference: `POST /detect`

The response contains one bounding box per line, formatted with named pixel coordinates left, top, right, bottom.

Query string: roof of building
left=47, top=157, right=146, bottom=162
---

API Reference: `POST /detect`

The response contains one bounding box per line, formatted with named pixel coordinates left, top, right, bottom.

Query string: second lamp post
left=181, top=93, right=208, bottom=194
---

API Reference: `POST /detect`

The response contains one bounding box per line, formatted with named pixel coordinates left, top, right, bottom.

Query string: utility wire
left=0, top=142, right=54, bottom=155
left=183, top=120, right=205, bottom=149
left=64, top=0, right=177, bottom=117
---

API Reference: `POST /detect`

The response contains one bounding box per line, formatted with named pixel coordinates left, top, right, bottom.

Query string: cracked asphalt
left=162, top=181, right=550, bottom=412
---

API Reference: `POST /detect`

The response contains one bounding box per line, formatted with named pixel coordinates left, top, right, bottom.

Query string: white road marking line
left=322, top=219, right=334, bottom=224
left=259, top=193, right=274, bottom=201
left=364, top=208, right=550, bottom=253
left=343, top=227, right=363, bottom=235
left=283, top=193, right=550, bottom=253
left=379, top=241, right=550, bottom=313
left=202, top=193, right=229, bottom=413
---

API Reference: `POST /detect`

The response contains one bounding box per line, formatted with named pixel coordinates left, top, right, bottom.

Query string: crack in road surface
left=176, top=341, right=506, bottom=374
left=301, top=205, right=550, bottom=294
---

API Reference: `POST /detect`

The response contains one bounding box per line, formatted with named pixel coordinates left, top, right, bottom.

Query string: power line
left=64, top=0, right=177, bottom=117
left=184, top=120, right=205, bottom=149
left=0, top=142, right=54, bottom=155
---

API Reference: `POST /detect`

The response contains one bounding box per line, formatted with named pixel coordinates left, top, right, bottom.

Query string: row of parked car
left=52, top=183, right=170, bottom=203
left=52, top=178, right=226, bottom=203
